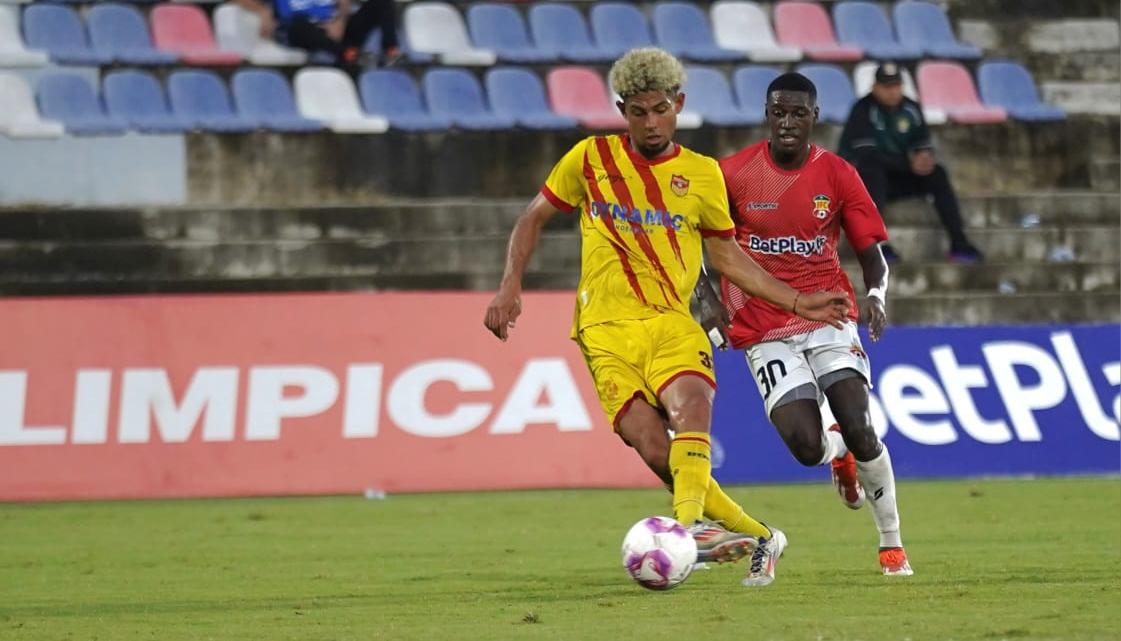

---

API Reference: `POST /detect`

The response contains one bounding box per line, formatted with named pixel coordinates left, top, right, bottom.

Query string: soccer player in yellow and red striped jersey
left=484, top=48, right=850, bottom=580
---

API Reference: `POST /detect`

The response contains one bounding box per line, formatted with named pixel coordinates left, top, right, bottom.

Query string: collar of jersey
left=620, top=134, right=682, bottom=166
left=763, top=141, right=816, bottom=175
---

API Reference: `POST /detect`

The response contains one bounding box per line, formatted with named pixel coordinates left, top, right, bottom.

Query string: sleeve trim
left=701, top=227, right=736, bottom=238
left=852, top=232, right=889, bottom=253
left=540, top=185, right=578, bottom=213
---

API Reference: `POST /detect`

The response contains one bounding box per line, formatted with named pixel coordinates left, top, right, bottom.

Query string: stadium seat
left=294, top=67, right=389, bottom=133
left=978, top=60, right=1066, bottom=122
left=485, top=68, right=577, bottom=130
left=546, top=67, right=626, bottom=130
left=22, top=4, right=112, bottom=65
left=87, top=4, right=177, bottom=66
left=213, top=3, right=307, bottom=66
left=683, top=66, right=759, bottom=127
left=232, top=69, right=323, bottom=132
left=833, top=1, right=921, bottom=61
left=852, top=61, right=947, bottom=125
left=916, top=61, right=1007, bottom=124
left=732, top=65, right=781, bottom=115
left=167, top=69, right=258, bottom=132
left=773, top=1, right=863, bottom=62
left=36, top=73, right=128, bottom=135
left=796, top=64, right=857, bottom=124
left=467, top=4, right=553, bottom=64
left=711, top=1, right=801, bottom=63
left=151, top=4, right=244, bottom=66
left=423, top=69, right=516, bottom=131
left=528, top=4, right=614, bottom=63
left=103, top=70, right=193, bottom=133
left=359, top=70, right=451, bottom=131
left=893, top=0, right=982, bottom=60
left=589, top=3, right=654, bottom=59
left=653, top=2, right=742, bottom=63
left=0, top=72, right=63, bottom=138
left=403, top=2, right=497, bottom=66
left=0, top=6, right=46, bottom=67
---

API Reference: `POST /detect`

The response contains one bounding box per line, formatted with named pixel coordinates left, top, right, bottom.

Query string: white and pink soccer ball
left=621, top=516, right=697, bottom=590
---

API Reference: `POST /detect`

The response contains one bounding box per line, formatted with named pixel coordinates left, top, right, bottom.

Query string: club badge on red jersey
left=670, top=174, right=690, bottom=197
left=812, top=194, right=832, bottom=219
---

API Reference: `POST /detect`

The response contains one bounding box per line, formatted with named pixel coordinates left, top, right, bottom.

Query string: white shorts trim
left=743, top=322, right=872, bottom=417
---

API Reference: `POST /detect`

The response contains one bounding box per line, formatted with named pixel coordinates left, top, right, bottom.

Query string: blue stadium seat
left=232, top=70, right=324, bottom=132
left=103, top=70, right=193, bottom=133
left=978, top=60, right=1066, bottom=122
left=653, top=3, right=742, bottom=63
left=167, top=70, right=258, bottom=133
left=467, top=4, right=554, bottom=64
left=797, top=64, right=857, bottom=124
left=683, top=66, right=759, bottom=127
left=358, top=70, right=452, bottom=131
left=528, top=4, right=614, bottom=63
left=589, top=3, right=653, bottom=59
left=88, top=4, right=178, bottom=65
left=833, top=1, right=922, bottom=61
left=36, top=73, right=128, bottom=135
left=22, top=4, right=113, bottom=66
left=893, top=0, right=982, bottom=60
left=423, top=69, right=515, bottom=131
left=363, top=27, right=435, bottom=64
left=732, top=65, right=781, bottom=115
left=485, top=67, right=578, bottom=130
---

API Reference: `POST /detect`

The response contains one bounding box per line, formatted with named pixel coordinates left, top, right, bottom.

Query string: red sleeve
left=540, top=185, right=578, bottom=213
left=837, top=158, right=888, bottom=252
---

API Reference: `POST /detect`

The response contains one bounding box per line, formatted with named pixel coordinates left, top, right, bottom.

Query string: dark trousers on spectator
left=854, top=155, right=970, bottom=249
left=283, top=0, right=399, bottom=59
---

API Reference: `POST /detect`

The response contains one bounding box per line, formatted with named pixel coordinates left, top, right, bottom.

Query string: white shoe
left=688, top=522, right=757, bottom=565
left=742, top=526, right=787, bottom=587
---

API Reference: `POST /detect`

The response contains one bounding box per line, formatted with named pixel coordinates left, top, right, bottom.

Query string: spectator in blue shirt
left=235, top=0, right=400, bottom=67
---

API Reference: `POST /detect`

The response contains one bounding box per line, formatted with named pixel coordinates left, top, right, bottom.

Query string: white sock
left=855, top=443, right=903, bottom=549
left=817, top=428, right=848, bottom=465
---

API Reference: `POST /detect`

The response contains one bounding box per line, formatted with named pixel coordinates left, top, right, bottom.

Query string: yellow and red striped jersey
left=541, top=134, right=735, bottom=336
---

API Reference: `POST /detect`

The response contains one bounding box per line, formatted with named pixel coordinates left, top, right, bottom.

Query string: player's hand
left=484, top=288, right=522, bottom=341
left=865, top=296, right=887, bottom=342
left=909, top=150, right=935, bottom=176
left=795, top=291, right=851, bottom=329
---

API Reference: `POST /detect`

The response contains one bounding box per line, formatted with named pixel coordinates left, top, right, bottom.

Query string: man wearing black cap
left=839, top=63, right=983, bottom=263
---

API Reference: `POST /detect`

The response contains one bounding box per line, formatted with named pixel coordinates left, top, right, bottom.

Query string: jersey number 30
left=756, top=359, right=788, bottom=400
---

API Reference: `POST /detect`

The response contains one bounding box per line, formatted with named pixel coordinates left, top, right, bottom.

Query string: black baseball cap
left=874, top=62, right=903, bottom=85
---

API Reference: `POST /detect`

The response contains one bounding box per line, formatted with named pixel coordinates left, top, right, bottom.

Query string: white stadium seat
left=0, top=5, right=48, bottom=67
left=0, top=73, right=64, bottom=138
left=404, top=2, right=497, bottom=66
left=711, top=1, right=802, bottom=63
left=852, top=61, right=948, bottom=125
left=294, top=68, right=389, bottom=133
left=213, top=3, right=307, bottom=66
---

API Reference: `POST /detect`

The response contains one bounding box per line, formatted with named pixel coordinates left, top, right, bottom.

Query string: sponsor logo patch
left=747, top=234, right=828, bottom=256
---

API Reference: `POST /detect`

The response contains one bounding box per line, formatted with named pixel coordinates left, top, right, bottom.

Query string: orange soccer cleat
left=828, top=424, right=866, bottom=509
left=879, top=547, right=914, bottom=576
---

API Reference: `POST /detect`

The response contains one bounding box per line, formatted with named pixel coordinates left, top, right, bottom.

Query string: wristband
left=867, top=287, right=886, bottom=304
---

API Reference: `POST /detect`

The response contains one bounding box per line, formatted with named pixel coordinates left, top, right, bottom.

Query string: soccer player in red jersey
left=718, top=72, right=913, bottom=577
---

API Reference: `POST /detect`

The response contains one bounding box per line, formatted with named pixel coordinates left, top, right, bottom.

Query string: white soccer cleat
left=742, top=526, right=787, bottom=587
left=688, top=522, right=758, bottom=565
left=879, top=547, right=914, bottom=576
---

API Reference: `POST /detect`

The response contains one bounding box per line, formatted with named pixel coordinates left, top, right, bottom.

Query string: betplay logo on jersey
left=812, top=194, right=832, bottom=219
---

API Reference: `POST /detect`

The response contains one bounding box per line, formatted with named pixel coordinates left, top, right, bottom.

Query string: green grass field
left=1, top=478, right=1118, bottom=641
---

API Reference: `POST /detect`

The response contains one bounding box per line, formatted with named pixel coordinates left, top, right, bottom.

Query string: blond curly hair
left=608, top=47, right=686, bottom=99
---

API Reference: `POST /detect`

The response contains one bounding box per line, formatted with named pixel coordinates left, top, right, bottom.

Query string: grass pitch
left=1, top=478, right=1118, bottom=641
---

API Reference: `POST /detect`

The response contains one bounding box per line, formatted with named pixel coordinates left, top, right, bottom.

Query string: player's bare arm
left=703, top=235, right=850, bottom=328
left=858, top=243, right=890, bottom=342
left=484, top=193, right=563, bottom=341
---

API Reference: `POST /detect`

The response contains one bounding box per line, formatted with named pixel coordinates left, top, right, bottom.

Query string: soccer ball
left=620, top=516, right=697, bottom=590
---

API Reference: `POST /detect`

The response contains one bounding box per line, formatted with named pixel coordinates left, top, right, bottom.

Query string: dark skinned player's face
left=617, top=90, right=684, bottom=159
left=766, top=90, right=818, bottom=164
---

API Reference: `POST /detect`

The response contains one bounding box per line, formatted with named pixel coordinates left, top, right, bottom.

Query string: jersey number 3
left=756, top=359, right=788, bottom=400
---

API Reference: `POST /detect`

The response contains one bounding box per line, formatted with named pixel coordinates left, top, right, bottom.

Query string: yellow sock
left=669, top=432, right=711, bottom=524
left=704, top=479, right=771, bottom=538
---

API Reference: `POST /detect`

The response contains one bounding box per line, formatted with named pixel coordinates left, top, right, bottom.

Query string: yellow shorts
left=576, top=312, right=716, bottom=430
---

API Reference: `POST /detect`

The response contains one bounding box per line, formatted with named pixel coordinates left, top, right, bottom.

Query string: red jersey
left=719, top=142, right=887, bottom=348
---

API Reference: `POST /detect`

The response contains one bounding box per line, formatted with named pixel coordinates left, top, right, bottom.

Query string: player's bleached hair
left=608, top=48, right=686, bottom=100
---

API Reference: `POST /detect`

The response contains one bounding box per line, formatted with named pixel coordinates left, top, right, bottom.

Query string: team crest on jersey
left=670, top=174, right=690, bottom=197
left=896, top=117, right=910, bottom=134
left=811, top=194, right=832, bottom=219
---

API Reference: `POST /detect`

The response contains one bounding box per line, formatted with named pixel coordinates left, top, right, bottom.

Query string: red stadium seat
left=773, top=1, right=862, bottom=62
left=151, top=4, right=243, bottom=66
left=917, top=61, right=1008, bottom=124
left=546, top=67, right=626, bottom=130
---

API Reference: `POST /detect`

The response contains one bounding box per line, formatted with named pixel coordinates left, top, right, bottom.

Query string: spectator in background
left=235, top=0, right=401, bottom=67
left=838, top=63, right=983, bottom=263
